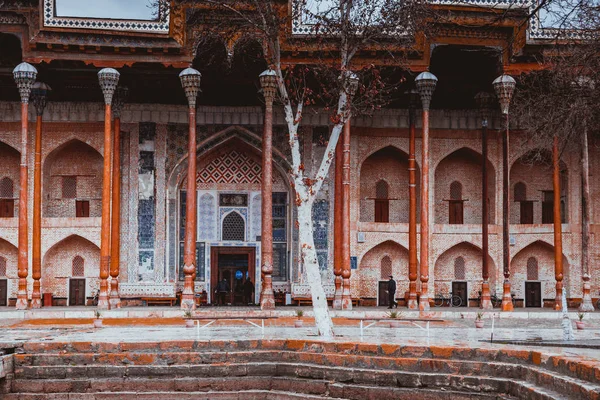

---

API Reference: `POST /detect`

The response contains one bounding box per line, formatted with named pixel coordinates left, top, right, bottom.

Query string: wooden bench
left=142, top=297, right=176, bottom=306
left=293, top=297, right=361, bottom=307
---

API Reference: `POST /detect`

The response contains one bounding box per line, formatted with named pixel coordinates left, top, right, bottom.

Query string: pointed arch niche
left=42, top=235, right=100, bottom=305
left=359, top=146, right=420, bottom=223
left=166, top=129, right=293, bottom=285
left=434, top=148, right=495, bottom=225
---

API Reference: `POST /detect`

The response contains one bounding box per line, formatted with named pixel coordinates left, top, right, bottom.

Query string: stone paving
left=2, top=308, right=600, bottom=362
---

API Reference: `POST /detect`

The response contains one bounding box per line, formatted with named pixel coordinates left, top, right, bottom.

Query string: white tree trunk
left=298, top=201, right=334, bottom=338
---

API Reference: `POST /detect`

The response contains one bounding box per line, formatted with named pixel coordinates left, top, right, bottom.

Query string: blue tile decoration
left=312, top=199, right=329, bottom=271
left=138, top=122, right=156, bottom=275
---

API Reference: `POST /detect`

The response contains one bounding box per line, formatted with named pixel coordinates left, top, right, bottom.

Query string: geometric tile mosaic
left=197, top=150, right=262, bottom=184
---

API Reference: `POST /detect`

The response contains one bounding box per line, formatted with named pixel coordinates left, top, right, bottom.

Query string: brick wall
left=434, top=148, right=495, bottom=224
left=355, top=240, right=409, bottom=300
left=0, top=141, right=20, bottom=217
left=41, top=235, right=100, bottom=300
left=0, top=238, right=18, bottom=299
left=43, top=140, right=103, bottom=218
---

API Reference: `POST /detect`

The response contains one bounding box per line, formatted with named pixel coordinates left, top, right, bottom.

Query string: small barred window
left=0, top=256, right=6, bottom=276
left=0, top=178, right=13, bottom=198
left=380, top=256, right=392, bottom=279
left=222, top=212, right=245, bottom=241
left=450, top=181, right=462, bottom=201
left=62, top=176, right=77, bottom=199
left=526, top=257, right=538, bottom=281
left=72, top=256, right=84, bottom=277
left=375, top=180, right=389, bottom=199
left=454, top=257, right=466, bottom=280
left=514, top=182, right=527, bottom=202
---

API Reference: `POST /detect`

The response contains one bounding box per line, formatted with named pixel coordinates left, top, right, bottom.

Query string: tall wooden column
left=13, top=62, right=37, bottom=310
left=31, top=82, right=50, bottom=309
left=97, top=68, right=120, bottom=310
left=259, top=69, right=277, bottom=310
left=553, top=136, right=564, bottom=310
left=341, top=120, right=352, bottom=310
left=415, top=72, right=437, bottom=312
left=493, top=74, right=516, bottom=312
left=333, top=139, right=343, bottom=310
left=580, top=125, right=594, bottom=311
left=500, top=113, right=513, bottom=311
left=180, top=68, right=202, bottom=309
left=480, top=116, right=492, bottom=309
left=109, top=87, right=126, bottom=309
left=407, top=91, right=418, bottom=309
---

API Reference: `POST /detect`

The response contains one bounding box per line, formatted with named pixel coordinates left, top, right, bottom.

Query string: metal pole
left=501, top=113, right=513, bottom=311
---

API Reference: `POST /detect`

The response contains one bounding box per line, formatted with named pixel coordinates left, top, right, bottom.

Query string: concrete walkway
left=1, top=305, right=598, bottom=320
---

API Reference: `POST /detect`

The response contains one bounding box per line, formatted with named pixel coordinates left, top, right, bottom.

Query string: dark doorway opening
left=210, top=247, right=255, bottom=305
left=525, top=281, right=542, bottom=307
left=452, top=281, right=468, bottom=307
left=378, top=281, right=390, bottom=307
left=69, top=278, right=86, bottom=306
left=0, top=279, right=7, bottom=306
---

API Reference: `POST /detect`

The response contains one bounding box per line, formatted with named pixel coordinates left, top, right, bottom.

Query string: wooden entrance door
left=210, top=247, right=255, bottom=305
left=452, top=281, right=468, bottom=307
left=449, top=201, right=464, bottom=224
left=378, top=281, right=389, bottom=307
left=525, top=282, right=541, bottom=307
left=69, top=279, right=86, bottom=306
left=0, top=279, right=7, bottom=306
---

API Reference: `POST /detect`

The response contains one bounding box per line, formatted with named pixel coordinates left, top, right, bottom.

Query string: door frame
left=0, top=279, right=7, bottom=306
left=524, top=281, right=542, bottom=308
left=210, top=246, right=256, bottom=304
left=68, top=278, right=86, bottom=306
left=451, top=281, right=468, bottom=307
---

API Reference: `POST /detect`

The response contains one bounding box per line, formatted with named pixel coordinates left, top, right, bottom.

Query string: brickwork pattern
left=0, top=141, right=20, bottom=217
left=41, top=235, right=100, bottom=300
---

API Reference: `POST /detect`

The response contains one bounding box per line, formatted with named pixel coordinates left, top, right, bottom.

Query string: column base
left=15, top=296, right=28, bottom=310
left=480, top=281, right=493, bottom=310
left=333, top=276, right=342, bottom=310
left=501, top=280, right=513, bottom=312
left=31, top=281, right=41, bottom=309
left=580, top=280, right=594, bottom=311
left=109, top=279, right=121, bottom=309
left=97, top=278, right=110, bottom=310
left=419, top=282, right=430, bottom=311
left=554, top=283, right=563, bottom=311
left=341, top=278, right=352, bottom=310
left=260, top=294, right=275, bottom=310
left=407, top=281, right=418, bottom=309
left=30, top=298, right=42, bottom=309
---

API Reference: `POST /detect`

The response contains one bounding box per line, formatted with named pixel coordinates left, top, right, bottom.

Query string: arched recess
left=510, top=149, right=568, bottom=224
left=42, top=235, right=100, bottom=304
left=510, top=240, right=569, bottom=303
left=356, top=240, right=410, bottom=300
left=0, top=141, right=20, bottom=218
left=0, top=238, right=18, bottom=303
left=434, top=147, right=495, bottom=224
left=43, top=140, right=103, bottom=218
left=359, top=146, right=420, bottom=223
left=166, top=127, right=293, bottom=284
left=433, top=241, right=496, bottom=299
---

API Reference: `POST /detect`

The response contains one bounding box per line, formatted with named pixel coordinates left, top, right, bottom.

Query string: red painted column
left=553, top=136, right=564, bottom=310
left=500, top=113, right=514, bottom=311
left=407, top=96, right=418, bottom=309
left=109, top=116, right=122, bottom=309
left=418, top=108, right=430, bottom=311
left=31, top=113, right=43, bottom=309
left=480, top=117, right=492, bottom=309
left=341, top=120, right=352, bottom=310
left=15, top=102, right=30, bottom=310
left=98, top=103, right=112, bottom=310
left=333, top=139, right=343, bottom=310
left=260, top=94, right=275, bottom=310
left=181, top=107, right=198, bottom=309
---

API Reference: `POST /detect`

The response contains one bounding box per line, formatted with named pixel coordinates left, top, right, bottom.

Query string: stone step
left=13, top=354, right=600, bottom=399
left=17, top=340, right=600, bottom=387
left=8, top=370, right=577, bottom=399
